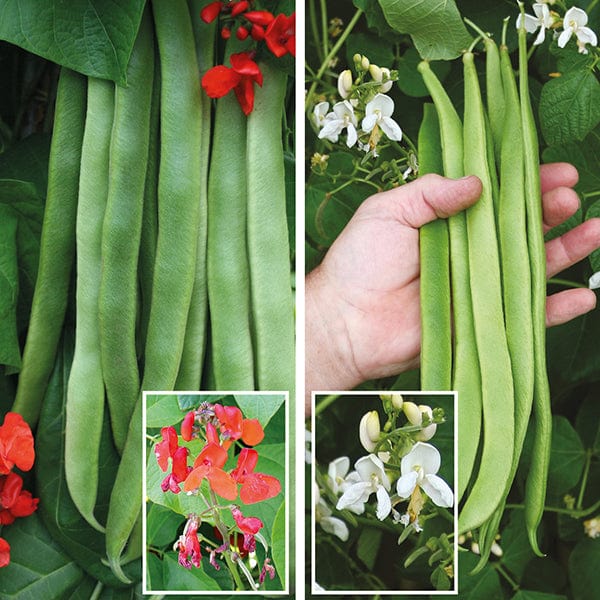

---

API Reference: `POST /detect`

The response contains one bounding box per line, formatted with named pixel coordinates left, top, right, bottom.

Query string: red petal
left=206, top=421, right=219, bottom=445
left=230, top=52, right=261, bottom=77
left=172, top=446, right=189, bottom=481
left=265, top=13, right=295, bottom=58
left=0, top=537, right=9, bottom=568
left=9, top=490, right=38, bottom=517
left=250, top=24, right=265, bottom=41
left=236, top=25, right=249, bottom=40
left=200, top=1, right=223, bottom=23
left=0, top=472, right=23, bottom=509
left=214, top=404, right=243, bottom=439
left=194, top=442, right=228, bottom=469
left=231, top=506, right=263, bottom=534
left=240, top=473, right=281, bottom=504
left=234, top=77, right=256, bottom=116
left=183, top=465, right=210, bottom=492
left=231, top=0, right=250, bottom=17
left=244, top=10, right=275, bottom=26
left=231, top=448, right=258, bottom=481
left=181, top=411, right=195, bottom=441
left=221, top=26, right=231, bottom=39
left=207, top=467, right=238, bottom=500
left=241, top=419, right=264, bottom=446
left=202, top=66, right=240, bottom=99
left=0, top=413, right=35, bottom=473
left=154, top=426, right=178, bottom=472
left=0, top=509, right=15, bottom=525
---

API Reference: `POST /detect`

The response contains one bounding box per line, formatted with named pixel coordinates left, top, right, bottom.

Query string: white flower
left=359, top=411, right=381, bottom=452
left=313, top=101, right=330, bottom=129
left=558, top=7, right=598, bottom=54
left=337, top=69, right=353, bottom=99
left=305, top=429, right=312, bottom=464
left=516, top=3, right=554, bottom=45
left=403, top=401, right=422, bottom=426
left=361, top=94, right=402, bottom=142
left=316, top=496, right=350, bottom=541
left=396, top=442, right=454, bottom=508
left=327, top=456, right=350, bottom=495
left=336, top=454, right=392, bottom=520
left=318, top=100, right=358, bottom=147
left=414, top=405, right=437, bottom=442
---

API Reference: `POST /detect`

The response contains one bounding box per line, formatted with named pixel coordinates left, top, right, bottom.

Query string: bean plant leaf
left=520, top=557, right=569, bottom=595
left=377, top=0, right=472, bottom=60
left=397, top=48, right=451, bottom=98
left=0, top=0, right=146, bottom=84
left=234, top=393, right=286, bottom=429
left=539, top=70, right=600, bottom=147
left=457, top=551, right=503, bottom=599
left=160, top=553, right=223, bottom=591
left=146, top=394, right=186, bottom=428
left=345, top=32, right=395, bottom=70
left=499, top=511, right=535, bottom=582
left=547, top=416, right=586, bottom=497
left=0, top=133, right=51, bottom=197
left=568, top=538, right=600, bottom=600
left=146, top=503, right=185, bottom=549
left=575, top=391, right=600, bottom=452
left=356, top=527, right=382, bottom=571
left=511, top=591, right=568, bottom=600
left=0, top=513, right=86, bottom=597
left=586, top=199, right=600, bottom=272
left=271, top=500, right=287, bottom=585
left=0, top=209, right=20, bottom=373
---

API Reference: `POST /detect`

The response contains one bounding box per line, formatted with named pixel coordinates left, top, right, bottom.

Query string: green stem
left=548, top=277, right=588, bottom=289
left=309, top=0, right=324, bottom=64
left=353, top=514, right=400, bottom=535
left=305, top=8, right=364, bottom=110
left=90, top=581, right=104, bottom=600
left=435, top=506, right=455, bottom=524
left=576, top=448, right=593, bottom=510
left=464, top=18, right=490, bottom=40
left=315, top=393, right=340, bottom=416
left=320, top=0, right=329, bottom=59
left=495, top=563, right=520, bottom=591
left=506, top=498, right=600, bottom=518
left=588, top=0, right=600, bottom=13
left=224, top=551, right=246, bottom=591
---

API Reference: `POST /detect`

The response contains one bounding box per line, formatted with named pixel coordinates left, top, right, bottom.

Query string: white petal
left=576, top=27, right=597, bottom=46
left=361, top=113, right=377, bottom=133
left=375, top=486, right=392, bottom=521
left=317, top=497, right=332, bottom=518
left=332, top=100, right=355, bottom=120
left=346, top=123, right=358, bottom=147
left=366, top=93, right=395, bottom=118
left=564, top=7, right=588, bottom=27
left=336, top=481, right=371, bottom=513
left=532, top=3, right=549, bottom=22
left=313, top=101, right=329, bottom=126
left=534, top=25, right=546, bottom=45
left=396, top=471, right=418, bottom=498
left=328, top=456, right=350, bottom=482
left=557, top=28, right=573, bottom=48
left=320, top=516, right=349, bottom=541
left=517, top=13, right=541, bottom=34
left=380, top=117, right=403, bottom=141
left=589, top=271, right=600, bottom=289
left=421, top=474, right=454, bottom=508
left=400, top=442, right=441, bottom=475
left=318, top=119, right=342, bottom=141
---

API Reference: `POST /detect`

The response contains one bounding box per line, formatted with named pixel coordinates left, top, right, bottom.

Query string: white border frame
left=142, top=390, right=290, bottom=595
left=310, top=390, right=459, bottom=596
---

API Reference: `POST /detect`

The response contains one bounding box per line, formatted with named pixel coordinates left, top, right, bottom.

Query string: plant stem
left=495, top=562, right=520, bottom=591
left=548, top=277, right=588, bottom=289
left=315, top=393, right=340, bottom=416
left=588, top=0, right=600, bottom=13
left=506, top=497, right=600, bottom=518
left=320, top=0, right=329, bottom=59
left=309, top=0, right=324, bottom=64
left=90, top=582, right=104, bottom=600
left=305, top=8, right=364, bottom=110
left=353, top=514, right=400, bottom=535
left=224, top=550, right=247, bottom=591
left=576, top=448, right=593, bottom=510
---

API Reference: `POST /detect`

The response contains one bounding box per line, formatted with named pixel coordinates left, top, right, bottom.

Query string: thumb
left=378, top=174, right=482, bottom=228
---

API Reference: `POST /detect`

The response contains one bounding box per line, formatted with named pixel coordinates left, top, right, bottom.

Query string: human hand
left=305, top=162, right=600, bottom=409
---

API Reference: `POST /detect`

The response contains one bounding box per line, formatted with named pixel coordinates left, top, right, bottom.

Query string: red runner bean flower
left=0, top=538, right=9, bottom=568
left=0, top=412, right=35, bottom=474
left=176, top=515, right=202, bottom=569
left=184, top=442, right=238, bottom=500
left=265, top=13, right=295, bottom=58
left=231, top=506, right=263, bottom=552
left=213, top=404, right=264, bottom=448
left=0, top=471, right=39, bottom=525
left=231, top=448, right=281, bottom=504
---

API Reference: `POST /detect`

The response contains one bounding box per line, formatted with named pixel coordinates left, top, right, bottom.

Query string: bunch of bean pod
left=12, top=0, right=294, bottom=583
left=418, top=17, right=550, bottom=568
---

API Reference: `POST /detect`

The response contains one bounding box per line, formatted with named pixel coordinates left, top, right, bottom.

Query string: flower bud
left=369, top=64, right=383, bottom=82
left=353, top=53, right=362, bottom=66
left=337, top=69, right=353, bottom=99
left=390, top=394, right=404, bottom=410
left=359, top=410, right=381, bottom=452
left=380, top=67, right=393, bottom=93
left=415, top=405, right=437, bottom=441
left=403, top=401, right=422, bottom=426
left=361, top=55, right=370, bottom=70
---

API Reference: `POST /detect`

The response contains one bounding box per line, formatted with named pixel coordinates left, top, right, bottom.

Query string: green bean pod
left=174, top=1, right=216, bottom=390
left=12, top=69, right=86, bottom=425
left=99, top=10, right=154, bottom=453
left=484, top=37, right=505, bottom=161
left=418, top=104, right=452, bottom=392
left=418, top=61, right=482, bottom=502
left=142, top=0, right=203, bottom=391
left=65, top=77, right=115, bottom=533
left=458, top=52, right=514, bottom=534
left=519, top=24, right=552, bottom=557
left=246, top=63, right=295, bottom=391
left=207, top=90, right=255, bottom=390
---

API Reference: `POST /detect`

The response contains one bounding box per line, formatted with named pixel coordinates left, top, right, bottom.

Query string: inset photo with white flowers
left=309, top=391, right=457, bottom=595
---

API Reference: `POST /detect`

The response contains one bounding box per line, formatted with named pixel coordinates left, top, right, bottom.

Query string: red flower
left=202, top=52, right=263, bottom=116
left=181, top=411, right=195, bottom=442
left=176, top=515, right=201, bottom=569
left=213, top=404, right=264, bottom=448
left=231, top=506, right=263, bottom=552
left=184, top=442, right=237, bottom=500
left=231, top=0, right=250, bottom=17
left=250, top=24, right=265, bottom=41
left=200, top=1, right=222, bottom=23
left=236, top=25, right=249, bottom=40
left=265, top=13, right=295, bottom=58
left=230, top=448, right=281, bottom=504
left=244, top=10, right=275, bottom=27
left=260, top=557, right=276, bottom=583
left=155, top=427, right=190, bottom=494
left=0, top=471, right=38, bottom=525
left=0, top=537, right=9, bottom=568
left=0, top=412, right=35, bottom=474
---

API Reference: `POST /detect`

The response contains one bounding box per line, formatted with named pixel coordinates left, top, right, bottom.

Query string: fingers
left=540, top=162, right=579, bottom=193
left=381, top=174, right=483, bottom=228
left=545, top=218, right=600, bottom=278
left=546, top=288, right=597, bottom=327
left=542, top=186, right=580, bottom=233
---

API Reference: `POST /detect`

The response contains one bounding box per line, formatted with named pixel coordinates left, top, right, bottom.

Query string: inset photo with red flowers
left=143, top=392, right=287, bottom=594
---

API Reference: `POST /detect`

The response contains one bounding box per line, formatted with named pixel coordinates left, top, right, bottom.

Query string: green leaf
left=159, top=553, right=223, bottom=591
left=521, top=556, right=568, bottom=594
left=586, top=199, right=600, bottom=272
left=575, top=390, right=600, bottom=453
left=177, top=393, right=227, bottom=411
left=0, top=208, right=20, bottom=373
left=147, top=503, right=185, bottom=549
left=547, top=416, right=586, bottom=496
left=458, top=551, right=503, bottom=599
left=511, top=591, right=567, bottom=600
left=0, top=513, right=86, bottom=598
left=539, top=70, right=600, bottom=146
left=500, top=511, right=535, bottom=582
left=377, top=0, right=472, bottom=60
left=356, top=527, right=382, bottom=571
left=271, top=500, right=287, bottom=585
left=569, top=538, right=600, bottom=600
left=398, top=49, right=451, bottom=98
left=234, top=393, right=286, bottom=429
left=345, top=32, right=395, bottom=70
left=431, top=564, right=452, bottom=591
left=146, top=394, right=187, bottom=428
left=0, top=133, right=51, bottom=198
left=0, top=0, right=146, bottom=84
